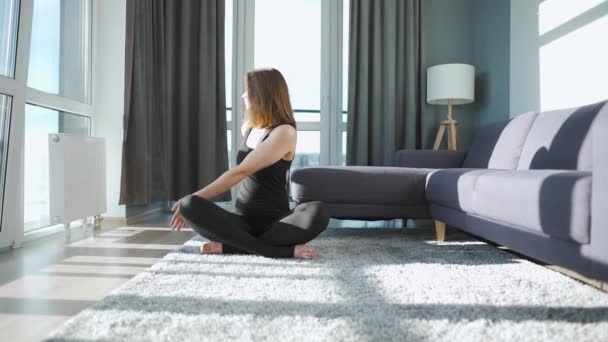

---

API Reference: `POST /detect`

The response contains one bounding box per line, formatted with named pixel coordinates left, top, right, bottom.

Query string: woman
left=170, top=68, right=329, bottom=259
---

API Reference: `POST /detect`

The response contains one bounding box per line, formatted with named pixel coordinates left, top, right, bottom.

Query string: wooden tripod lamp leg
left=447, top=123, right=453, bottom=150
left=453, top=123, right=459, bottom=151
left=433, top=124, right=446, bottom=150
left=449, top=122, right=458, bottom=151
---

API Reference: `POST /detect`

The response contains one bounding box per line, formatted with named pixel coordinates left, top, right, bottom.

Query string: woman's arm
left=192, top=168, right=247, bottom=199
left=193, top=124, right=296, bottom=200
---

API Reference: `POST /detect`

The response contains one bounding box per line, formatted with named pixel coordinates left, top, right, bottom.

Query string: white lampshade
left=427, top=63, right=475, bottom=105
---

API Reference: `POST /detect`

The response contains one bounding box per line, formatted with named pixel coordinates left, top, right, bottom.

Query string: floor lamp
left=427, top=64, right=475, bottom=151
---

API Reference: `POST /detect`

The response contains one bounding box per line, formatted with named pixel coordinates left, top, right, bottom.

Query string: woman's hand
left=170, top=198, right=187, bottom=231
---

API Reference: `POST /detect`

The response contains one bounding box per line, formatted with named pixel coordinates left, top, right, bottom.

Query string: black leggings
left=179, top=195, right=330, bottom=258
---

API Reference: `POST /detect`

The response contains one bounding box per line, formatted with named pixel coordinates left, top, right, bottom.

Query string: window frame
left=0, top=0, right=20, bottom=78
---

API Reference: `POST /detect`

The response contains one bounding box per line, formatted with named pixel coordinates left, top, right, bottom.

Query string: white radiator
left=49, top=134, right=107, bottom=225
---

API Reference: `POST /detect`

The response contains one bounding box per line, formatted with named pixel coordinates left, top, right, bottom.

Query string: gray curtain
left=346, top=0, right=422, bottom=166
left=120, top=0, right=230, bottom=205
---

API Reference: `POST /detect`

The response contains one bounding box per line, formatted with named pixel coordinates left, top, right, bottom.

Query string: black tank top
left=234, top=127, right=293, bottom=226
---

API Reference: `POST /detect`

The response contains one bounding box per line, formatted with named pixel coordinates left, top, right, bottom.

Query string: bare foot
left=294, top=244, right=315, bottom=260
left=201, top=241, right=223, bottom=254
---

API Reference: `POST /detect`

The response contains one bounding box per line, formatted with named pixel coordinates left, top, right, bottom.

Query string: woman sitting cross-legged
left=171, top=68, right=330, bottom=260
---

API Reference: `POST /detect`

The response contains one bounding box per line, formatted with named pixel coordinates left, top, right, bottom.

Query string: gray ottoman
left=289, top=166, right=434, bottom=220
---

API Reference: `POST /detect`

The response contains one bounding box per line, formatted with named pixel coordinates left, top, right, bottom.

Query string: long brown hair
left=244, top=68, right=296, bottom=129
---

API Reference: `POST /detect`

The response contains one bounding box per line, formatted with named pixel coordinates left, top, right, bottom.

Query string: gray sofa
left=290, top=100, right=608, bottom=281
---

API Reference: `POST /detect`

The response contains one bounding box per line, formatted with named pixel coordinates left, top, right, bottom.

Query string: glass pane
left=24, top=104, right=91, bottom=232
left=0, top=94, right=12, bottom=228
left=293, top=131, right=320, bottom=167
left=0, top=0, right=19, bottom=77
left=225, top=0, right=233, bottom=108
left=254, top=0, right=321, bottom=111
left=28, top=0, right=92, bottom=103
left=226, top=108, right=232, bottom=122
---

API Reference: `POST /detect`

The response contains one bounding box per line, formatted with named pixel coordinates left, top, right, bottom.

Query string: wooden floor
left=0, top=216, right=195, bottom=342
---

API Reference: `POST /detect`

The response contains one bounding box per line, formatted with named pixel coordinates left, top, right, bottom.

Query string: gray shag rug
left=47, top=228, right=608, bottom=341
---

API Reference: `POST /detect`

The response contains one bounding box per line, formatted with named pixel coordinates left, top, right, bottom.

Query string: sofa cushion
left=517, top=100, right=607, bottom=171
left=290, top=166, right=433, bottom=206
left=463, top=111, right=538, bottom=169
left=425, top=169, right=494, bottom=212
left=472, top=170, right=592, bottom=244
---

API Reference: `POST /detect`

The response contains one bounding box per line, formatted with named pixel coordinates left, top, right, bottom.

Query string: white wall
left=509, top=0, right=541, bottom=116
left=93, top=0, right=126, bottom=218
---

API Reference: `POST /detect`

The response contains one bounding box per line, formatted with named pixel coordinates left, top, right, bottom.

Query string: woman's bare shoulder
left=272, top=124, right=296, bottom=134
left=270, top=124, right=297, bottom=140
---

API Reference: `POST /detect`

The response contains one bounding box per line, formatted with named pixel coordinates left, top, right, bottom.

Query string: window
left=255, top=0, right=321, bottom=118
left=0, top=0, right=18, bottom=233
left=254, top=0, right=322, bottom=166
left=27, top=0, right=92, bottom=103
left=0, top=0, right=94, bottom=243
left=227, top=0, right=347, bottom=169
left=293, top=131, right=321, bottom=167
left=225, top=0, right=234, bottom=167
left=24, top=104, right=90, bottom=232
left=22, top=0, right=94, bottom=233
left=0, top=94, right=11, bottom=229
left=226, top=0, right=233, bottom=113
left=0, top=0, right=19, bottom=77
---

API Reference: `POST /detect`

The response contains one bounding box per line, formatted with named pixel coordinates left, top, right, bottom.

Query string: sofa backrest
left=462, top=111, right=538, bottom=169
left=517, top=100, right=607, bottom=171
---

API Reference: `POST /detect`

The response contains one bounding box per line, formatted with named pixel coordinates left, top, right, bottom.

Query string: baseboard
left=101, top=216, right=127, bottom=226
left=126, top=207, right=167, bottom=225
left=20, top=219, right=113, bottom=247
left=23, top=224, right=69, bottom=244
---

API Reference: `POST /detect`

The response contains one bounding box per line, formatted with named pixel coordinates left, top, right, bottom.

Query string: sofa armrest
left=394, top=149, right=466, bottom=168
left=589, top=102, right=608, bottom=268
